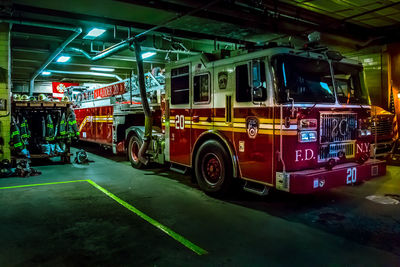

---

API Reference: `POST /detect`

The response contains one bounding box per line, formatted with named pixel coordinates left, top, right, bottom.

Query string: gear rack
left=12, top=100, right=74, bottom=163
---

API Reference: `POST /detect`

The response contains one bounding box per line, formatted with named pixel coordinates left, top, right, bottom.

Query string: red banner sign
left=93, top=82, right=126, bottom=99
left=52, top=82, right=79, bottom=99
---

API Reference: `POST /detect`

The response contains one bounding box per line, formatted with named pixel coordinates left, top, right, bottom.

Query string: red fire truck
left=73, top=73, right=164, bottom=153
left=76, top=44, right=386, bottom=196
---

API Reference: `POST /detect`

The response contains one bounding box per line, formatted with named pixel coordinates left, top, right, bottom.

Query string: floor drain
left=315, top=212, right=346, bottom=224
left=366, top=195, right=400, bottom=205
left=385, top=194, right=400, bottom=201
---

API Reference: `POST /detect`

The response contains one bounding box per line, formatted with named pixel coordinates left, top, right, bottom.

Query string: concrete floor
left=0, top=145, right=399, bottom=266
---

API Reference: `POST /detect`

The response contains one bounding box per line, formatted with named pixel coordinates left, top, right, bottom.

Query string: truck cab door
left=233, top=59, right=274, bottom=185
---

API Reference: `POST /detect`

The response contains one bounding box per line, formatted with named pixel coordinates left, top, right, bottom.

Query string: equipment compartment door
left=191, top=72, right=213, bottom=164
left=169, top=64, right=192, bottom=166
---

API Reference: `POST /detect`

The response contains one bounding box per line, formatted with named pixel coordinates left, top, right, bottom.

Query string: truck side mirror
left=253, top=85, right=266, bottom=101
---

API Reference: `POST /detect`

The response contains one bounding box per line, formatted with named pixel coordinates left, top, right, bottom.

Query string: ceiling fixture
left=84, top=28, right=106, bottom=39
left=90, top=67, right=115, bottom=72
left=41, top=71, right=51, bottom=76
left=141, top=52, right=156, bottom=59
left=56, top=56, right=71, bottom=63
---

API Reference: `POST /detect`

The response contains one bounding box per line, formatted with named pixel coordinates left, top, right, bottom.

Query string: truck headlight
left=299, top=131, right=317, bottom=143
left=299, top=119, right=317, bottom=130
left=358, top=129, right=371, bottom=137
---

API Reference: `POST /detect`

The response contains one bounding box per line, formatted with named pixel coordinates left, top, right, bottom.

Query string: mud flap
left=276, top=172, right=290, bottom=192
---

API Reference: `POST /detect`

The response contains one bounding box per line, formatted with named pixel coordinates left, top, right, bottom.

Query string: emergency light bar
left=56, top=56, right=71, bottom=63
left=141, top=52, right=156, bottom=59
left=84, top=28, right=106, bottom=39
left=90, top=67, right=115, bottom=72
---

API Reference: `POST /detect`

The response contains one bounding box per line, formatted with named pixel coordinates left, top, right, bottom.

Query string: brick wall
left=0, top=23, right=10, bottom=160
left=388, top=43, right=400, bottom=116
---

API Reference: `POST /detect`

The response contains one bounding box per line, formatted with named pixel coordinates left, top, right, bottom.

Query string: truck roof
left=166, top=46, right=362, bottom=69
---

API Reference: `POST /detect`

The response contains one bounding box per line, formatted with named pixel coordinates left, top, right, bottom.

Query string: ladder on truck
left=69, top=72, right=165, bottom=109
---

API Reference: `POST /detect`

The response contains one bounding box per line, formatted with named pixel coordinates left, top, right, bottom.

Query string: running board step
left=243, top=181, right=270, bottom=196
left=170, top=164, right=188, bottom=175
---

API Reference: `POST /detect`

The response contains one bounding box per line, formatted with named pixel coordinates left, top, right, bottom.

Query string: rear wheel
left=194, top=140, right=233, bottom=196
left=128, top=135, right=144, bottom=169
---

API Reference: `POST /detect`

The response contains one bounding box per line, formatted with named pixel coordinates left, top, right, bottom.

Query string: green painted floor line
left=0, top=179, right=208, bottom=255
left=0, top=179, right=89, bottom=190
left=87, top=179, right=208, bottom=256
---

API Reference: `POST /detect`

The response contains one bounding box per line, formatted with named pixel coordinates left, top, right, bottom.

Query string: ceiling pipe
left=342, top=2, right=400, bottom=22
left=71, top=0, right=220, bottom=63
left=46, top=70, right=123, bottom=81
left=233, top=1, right=319, bottom=26
left=0, top=18, right=82, bottom=95
left=67, top=44, right=130, bottom=61
left=67, top=45, right=199, bottom=61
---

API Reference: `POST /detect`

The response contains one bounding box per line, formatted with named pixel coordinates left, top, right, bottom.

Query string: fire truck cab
left=126, top=45, right=386, bottom=195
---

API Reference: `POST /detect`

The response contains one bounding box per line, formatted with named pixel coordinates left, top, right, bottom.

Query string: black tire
left=194, top=140, right=233, bottom=196
left=128, top=135, right=144, bottom=169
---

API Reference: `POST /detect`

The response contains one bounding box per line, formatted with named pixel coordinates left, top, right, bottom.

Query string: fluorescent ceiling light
left=90, top=67, right=115, bottom=72
left=56, top=56, right=71, bottom=63
left=42, top=71, right=51, bottom=76
left=141, top=52, right=156, bottom=59
left=84, top=28, right=106, bottom=39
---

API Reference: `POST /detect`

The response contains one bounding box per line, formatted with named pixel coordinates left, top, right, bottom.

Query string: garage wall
left=13, top=82, right=52, bottom=94
left=13, top=82, right=108, bottom=95
left=388, top=43, right=400, bottom=120
left=347, top=47, right=388, bottom=110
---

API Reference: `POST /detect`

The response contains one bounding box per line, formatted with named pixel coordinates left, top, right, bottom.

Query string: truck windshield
left=332, top=62, right=369, bottom=105
left=272, top=54, right=336, bottom=103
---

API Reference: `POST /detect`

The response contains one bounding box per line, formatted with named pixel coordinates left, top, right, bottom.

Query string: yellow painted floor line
left=86, top=180, right=208, bottom=255
left=0, top=179, right=208, bottom=256
left=0, top=179, right=89, bottom=190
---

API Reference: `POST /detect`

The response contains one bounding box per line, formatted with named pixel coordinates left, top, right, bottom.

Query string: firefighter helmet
left=20, top=95, right=29, bottom=101
left=38, top=94, right=47, bottom=101
left=13, top=94, right=21, bottom=101
left=74, top=150, right=88, bottom=164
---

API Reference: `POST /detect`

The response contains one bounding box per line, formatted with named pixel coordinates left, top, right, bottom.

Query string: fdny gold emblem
left=246, top=117, right=259, bottom=139
left=57, top=84, right=66, bottom=93
left=218, top=72, right=228, bottom=89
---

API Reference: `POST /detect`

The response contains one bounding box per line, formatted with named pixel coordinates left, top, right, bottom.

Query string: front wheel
left=128, top=135, right=144, bottom=169
left=194, top=140, right=233, bottom=196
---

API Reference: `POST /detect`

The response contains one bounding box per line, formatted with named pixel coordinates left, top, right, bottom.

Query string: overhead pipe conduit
left=68, top=0, right=219, bottom=67
left=46, top=70, right=123, bottom=81
left=68, top=45, right=199, bottom=61
left=0, top=18, right=82, bottom=95
left=67, top=44, right=131, bottom=62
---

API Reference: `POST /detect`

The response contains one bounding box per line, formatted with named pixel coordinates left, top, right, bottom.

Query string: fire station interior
left=0, top=0, right=400, bottom=265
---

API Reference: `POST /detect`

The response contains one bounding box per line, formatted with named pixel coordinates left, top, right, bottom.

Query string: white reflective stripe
left=192, top=121, right=212, bottom=126
left=233, top=123, right=246, bottom=128
left=53, top=93, right=64, bottom=98
left=260, top=124, right=298, bottom=130
left=282, top=103, right=370, bottom=109
left=213, top=122, right=230, bottom=127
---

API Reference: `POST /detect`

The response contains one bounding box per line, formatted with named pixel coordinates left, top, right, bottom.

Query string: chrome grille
left=319, top=142, right=355, bottom=161
left=371, top=116, right=392, bottom=136
left=320, top=113, right=357, bottom=144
